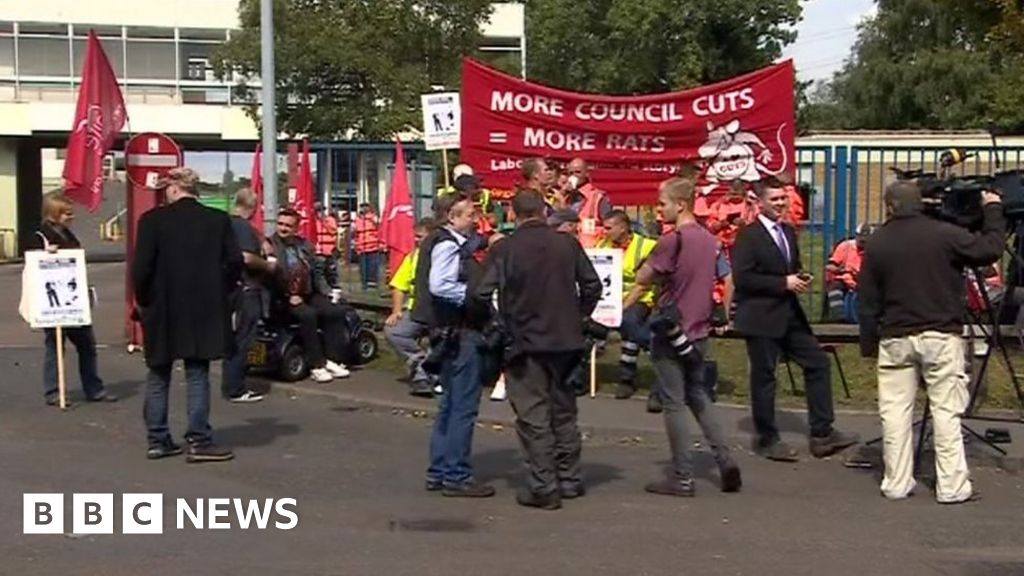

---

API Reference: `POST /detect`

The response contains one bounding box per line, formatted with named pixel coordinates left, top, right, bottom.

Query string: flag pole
left=260, top=0, right=278, bottom=237
left=442, top=148, right=450, bottom=190
left=56, top=326, right=67, bottom=410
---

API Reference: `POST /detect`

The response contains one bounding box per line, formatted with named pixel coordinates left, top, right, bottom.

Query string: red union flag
left=380, top=138, right=416, bottom=277
left=63, top=30, right=127, bottom=212
left=460, top=58, right=795, bottom=205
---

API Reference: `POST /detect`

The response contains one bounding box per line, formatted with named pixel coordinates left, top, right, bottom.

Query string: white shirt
left=758, top=213, right=790, bottom=262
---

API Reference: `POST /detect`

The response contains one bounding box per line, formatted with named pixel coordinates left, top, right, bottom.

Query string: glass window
left=0, top=35, right=14, bottom=76
left=72, top=38, right=124, bottom=77
left=125, top=26, right=174, bottom=40
left=18, top=37, right=71, bottom=77
left=473, top=48, right=521, bottom=77
left=180, top=42, right=216, bottom=81
left=125, top=39, right=176, bottom=80
left=178, top=28, right=225, bottom=42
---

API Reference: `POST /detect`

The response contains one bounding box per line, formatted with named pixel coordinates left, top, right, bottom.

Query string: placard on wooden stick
left=21, top=250, right=92, bottom=410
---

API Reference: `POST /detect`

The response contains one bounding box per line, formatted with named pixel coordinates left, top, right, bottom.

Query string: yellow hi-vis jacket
left=599, top=233, right=657, bottom=307
left=388, top=248, right=419, bottom=310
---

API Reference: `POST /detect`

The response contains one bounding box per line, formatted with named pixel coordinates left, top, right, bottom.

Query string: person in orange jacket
left=825, top=223, right=873, bottom=322
left=708, top=180, right=758, bottom=256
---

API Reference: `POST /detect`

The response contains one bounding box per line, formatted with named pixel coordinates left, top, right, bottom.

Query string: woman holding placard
left=35, top=193, right=114, bottom=407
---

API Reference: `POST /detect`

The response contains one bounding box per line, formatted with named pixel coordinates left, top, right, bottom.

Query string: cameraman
left=859, top=180, right=1004, bottom=504
left=473, top=189, right=602, bottom=510
left=413, top=194, right=494, bottom=498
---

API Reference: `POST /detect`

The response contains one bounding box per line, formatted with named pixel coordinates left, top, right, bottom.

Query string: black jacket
left=732, top=219, right=809, bottom=338
left=473, top=220, right=602, bottom=356
left=858, top=204, right=1005, bottom=356
left=268, top=233, right=331, bottom=299
left=131, top=198, right=243, bottom=367
left=411, top=227, right=485, bottom=329
left=35, top=221, right=82, bottom=250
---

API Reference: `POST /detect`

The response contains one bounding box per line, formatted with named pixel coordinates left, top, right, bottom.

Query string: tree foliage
left=805, top=0, right=1024, bottom=131
left=213, top=0, right=494, bottom=140
left=523, top=0, right=802, bottom=94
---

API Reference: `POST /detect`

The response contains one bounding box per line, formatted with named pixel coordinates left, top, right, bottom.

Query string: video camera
left=890, top=147, right=1024, bottom=231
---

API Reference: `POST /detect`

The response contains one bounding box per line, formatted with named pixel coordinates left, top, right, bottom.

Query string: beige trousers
left=877, top=331, right=973, bottom=503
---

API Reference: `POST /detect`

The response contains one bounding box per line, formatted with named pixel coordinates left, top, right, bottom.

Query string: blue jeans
left=618, top=303, right=652, bottom=385
left=427, top=330, right=484, bottom=487
left=144, top=359, right=213, bottom=448
left=43, top=326, right=104, bottom=400
left=359, top=252, right=380, bottom=289
left=844, top=292, right=860, bottom=324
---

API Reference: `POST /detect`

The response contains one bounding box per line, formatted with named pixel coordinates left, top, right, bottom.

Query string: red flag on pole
left=380, top=138, right=416, bottom=278
left=293, top=139, right=317, bottom=241
left=63, top=30, right=127, bottom=212
left=249, top=144, right=264, bottom=231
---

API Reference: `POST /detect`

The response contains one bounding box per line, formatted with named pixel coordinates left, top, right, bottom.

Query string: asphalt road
left=2, top=263, right=1024, bottom=576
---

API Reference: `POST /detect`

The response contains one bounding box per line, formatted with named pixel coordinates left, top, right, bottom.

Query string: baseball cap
left=154, top=167, right=200, bottom=193
left=548, top=209, right=580, bottom=226
left=453, top=174, right=481, bottom=193
left=452, top=164, right=474, bottom=179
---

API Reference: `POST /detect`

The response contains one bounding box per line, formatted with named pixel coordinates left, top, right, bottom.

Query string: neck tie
left=773, top=224, right=790, bottom=264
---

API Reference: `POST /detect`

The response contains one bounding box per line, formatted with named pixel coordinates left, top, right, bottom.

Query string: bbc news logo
left=23, top=494, right=299, bottom=534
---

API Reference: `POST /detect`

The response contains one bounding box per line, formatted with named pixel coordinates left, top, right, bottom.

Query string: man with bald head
left=565, top=158, right=612, bottom=248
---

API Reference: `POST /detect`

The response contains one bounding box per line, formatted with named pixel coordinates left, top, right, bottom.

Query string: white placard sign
left=421, top=92, right=461, bottom=151
left=22, top=250, right=92, bottom=329
left=586, top=248, right=624, bottom=328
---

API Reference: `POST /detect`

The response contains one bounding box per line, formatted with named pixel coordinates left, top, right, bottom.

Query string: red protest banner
left=460, top=58, right=795, bottom=205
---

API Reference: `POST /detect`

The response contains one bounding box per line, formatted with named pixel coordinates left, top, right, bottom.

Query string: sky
left=781, top=0, right=877, bottom=83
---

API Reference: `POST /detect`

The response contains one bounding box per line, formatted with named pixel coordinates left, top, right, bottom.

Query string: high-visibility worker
left=708, top=180, right=759, bottom=254
left=599, top=209, right=659, bottom=400
left=825, top=223, right=873, bottom=322
left=566, top=158, right=612, bottom=248
left=354, top=203, right=383, bottom=289
left=437, top=163, right=496, bottom=237
left=384, top=218, right=435, bottom=397
left=314, top=203, right=339, bottom=256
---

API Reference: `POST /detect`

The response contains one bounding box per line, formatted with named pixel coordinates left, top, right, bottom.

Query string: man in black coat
left=473, top=189, right=602, bottom=510
left=732, top=177, right=858, bottom=462
left=132, top=167, right=242, bottom=463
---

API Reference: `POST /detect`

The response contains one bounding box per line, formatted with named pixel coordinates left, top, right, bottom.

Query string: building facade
left=0, top=0, right=525, bottom=257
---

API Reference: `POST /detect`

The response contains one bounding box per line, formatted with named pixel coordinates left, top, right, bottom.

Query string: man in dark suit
left=732, top=177, right=858, bottom=461
left=132, top=167, right=243, bottom=463
left=473, top=189, right=602, bottom=510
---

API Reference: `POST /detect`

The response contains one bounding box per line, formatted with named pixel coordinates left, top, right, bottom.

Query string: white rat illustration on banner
left=697, top=119, right=788, bottom=196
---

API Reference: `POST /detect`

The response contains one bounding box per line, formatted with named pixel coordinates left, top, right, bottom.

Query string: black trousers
left=222, top=289, right=262, bottom=399
left=745, top=312, right=834, bottom=445
left=289, top=293, right=348, bottom=368
left=505, top=351, right=584, bottom=496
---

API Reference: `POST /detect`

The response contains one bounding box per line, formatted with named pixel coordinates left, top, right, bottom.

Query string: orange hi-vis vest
left=783, top=185, right=805, bottom=228
left=354, top=214, right=382, bottom=254
left=709, top=197, right=757, bottom=250
left=316, top=215, right=339, bottom=256
left=578, top=183, right=607, bottom=249
left=826, top=239, right=863, bottom=290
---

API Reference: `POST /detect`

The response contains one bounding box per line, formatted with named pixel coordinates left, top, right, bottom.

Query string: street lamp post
left=260, top=0, right=278, bottom=236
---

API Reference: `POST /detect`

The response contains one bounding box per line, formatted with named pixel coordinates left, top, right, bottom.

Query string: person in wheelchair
left=267, top=208, right=351, bottom=383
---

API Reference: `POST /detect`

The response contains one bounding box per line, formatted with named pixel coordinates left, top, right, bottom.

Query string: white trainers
left=324, top=360, right=351, bottom=379
left=489, top=375, right=507, bottom=401
left=310, top=367, right=334, bottom=383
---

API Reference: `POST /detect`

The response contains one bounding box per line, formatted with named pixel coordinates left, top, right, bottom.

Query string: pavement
left=2, top=262, right=1024, bottom=575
